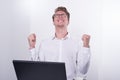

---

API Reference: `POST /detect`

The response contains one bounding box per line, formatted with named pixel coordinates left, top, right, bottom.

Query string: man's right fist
left=28, top=33, right=36, bottom=49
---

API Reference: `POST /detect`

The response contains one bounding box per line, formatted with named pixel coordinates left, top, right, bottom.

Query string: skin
left=28, top=10, right=90, bottom=49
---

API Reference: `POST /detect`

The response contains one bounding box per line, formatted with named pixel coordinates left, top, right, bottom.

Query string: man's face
left=53, top=11, right=69, bottom=27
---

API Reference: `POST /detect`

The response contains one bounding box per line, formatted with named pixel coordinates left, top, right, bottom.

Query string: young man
left=28, top=6, right=91, bottom=80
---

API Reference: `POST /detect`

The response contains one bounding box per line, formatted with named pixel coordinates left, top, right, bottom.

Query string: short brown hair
left=52, top=6, right=70, bottom=21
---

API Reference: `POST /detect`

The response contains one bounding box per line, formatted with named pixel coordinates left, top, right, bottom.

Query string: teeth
left=59, top=20, right=63, bottom=22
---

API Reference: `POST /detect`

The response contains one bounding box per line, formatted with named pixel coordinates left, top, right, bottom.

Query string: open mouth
left=57, top=20, right=64, bottom=23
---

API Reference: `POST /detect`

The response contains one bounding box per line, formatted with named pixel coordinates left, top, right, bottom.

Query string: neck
left=55, top=27, right=68, bottom=39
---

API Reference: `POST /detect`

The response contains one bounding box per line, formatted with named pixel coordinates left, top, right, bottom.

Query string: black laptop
left=13, top=60, right=67, bottom=80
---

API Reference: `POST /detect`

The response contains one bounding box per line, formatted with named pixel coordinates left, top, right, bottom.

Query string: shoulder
left=41, top=37, right=53, bottom=44
left=68, top=35, right=83, bottom=48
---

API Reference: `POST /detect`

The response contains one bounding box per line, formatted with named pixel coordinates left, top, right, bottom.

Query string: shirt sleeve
left=76, top=47, right=91, bottom=78
left=29, top=43, right=45, bottom=61
left=29, top=48, right=38, bottom=61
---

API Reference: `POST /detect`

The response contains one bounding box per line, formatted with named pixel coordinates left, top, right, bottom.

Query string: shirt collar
left=52, top=32, right=70, bottom=40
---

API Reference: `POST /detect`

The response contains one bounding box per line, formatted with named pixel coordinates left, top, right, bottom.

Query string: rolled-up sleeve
left=29, top=48, right=36, bottom=60
left=29, top=43, right=45, bottom=61
left=76, top=47, right=91, bottom=77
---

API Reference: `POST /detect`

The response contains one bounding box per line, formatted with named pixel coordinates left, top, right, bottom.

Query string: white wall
left=0, top=0, right=30, bottom=80
left=0, top=0, right=120, bottom=80
left=100, top=0, right=120, bottom=80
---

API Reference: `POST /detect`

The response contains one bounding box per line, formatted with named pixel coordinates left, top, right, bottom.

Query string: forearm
left=77, top=47, right=91, bottom=77
left=29, top=48, right=39, bottom=61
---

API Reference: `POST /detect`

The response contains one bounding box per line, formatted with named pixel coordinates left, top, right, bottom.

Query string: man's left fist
left=82, top=34, right=90, bottom=48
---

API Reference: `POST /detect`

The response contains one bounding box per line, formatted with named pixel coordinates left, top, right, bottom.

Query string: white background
left=0, top=0, right=120, bottom=80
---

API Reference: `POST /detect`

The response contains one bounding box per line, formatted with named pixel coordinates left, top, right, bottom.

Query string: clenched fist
left=82, top=34, right=90, bottom=48
left=28, top=33, right=36, bottom=49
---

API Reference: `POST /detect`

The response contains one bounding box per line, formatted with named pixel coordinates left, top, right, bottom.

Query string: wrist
left=29, top=46, right=35, bottom=50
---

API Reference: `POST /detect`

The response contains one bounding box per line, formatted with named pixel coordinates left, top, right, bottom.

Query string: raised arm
left=76, top=34, right=91, bottom=79
left=28, top=33, right=38, bottom=60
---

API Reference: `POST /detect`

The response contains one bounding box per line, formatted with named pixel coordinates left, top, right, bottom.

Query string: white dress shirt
left=29, top=34, right=91, bottom=80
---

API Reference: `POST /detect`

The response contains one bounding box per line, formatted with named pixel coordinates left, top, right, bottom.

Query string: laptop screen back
left=13, top=60, right=67, bottom=80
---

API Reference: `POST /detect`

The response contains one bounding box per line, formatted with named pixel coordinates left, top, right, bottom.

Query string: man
left=28, top=6, right=91, bottom=80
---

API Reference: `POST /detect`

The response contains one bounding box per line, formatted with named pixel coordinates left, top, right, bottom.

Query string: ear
left=53, top=21, right=55, bottom=26
left=67, top=21, right=69, bottom=25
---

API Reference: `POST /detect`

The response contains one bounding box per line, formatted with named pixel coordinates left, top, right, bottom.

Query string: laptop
left=13, top=60, right=67, bottom=80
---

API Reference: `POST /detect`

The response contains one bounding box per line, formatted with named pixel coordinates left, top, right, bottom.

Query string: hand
left=82, top=34, right=90, bottom=48
left=28, top=33, right=36, bottom=49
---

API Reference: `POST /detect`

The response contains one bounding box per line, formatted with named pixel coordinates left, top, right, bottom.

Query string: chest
left=41, top=40, right=78, bottom=61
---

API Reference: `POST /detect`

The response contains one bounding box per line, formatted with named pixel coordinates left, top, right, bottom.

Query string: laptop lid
left=13, top=60, right=67, bottom=80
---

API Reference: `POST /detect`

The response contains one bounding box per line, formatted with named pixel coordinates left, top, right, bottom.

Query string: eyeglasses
left=54, top=14, right=67, bottom=18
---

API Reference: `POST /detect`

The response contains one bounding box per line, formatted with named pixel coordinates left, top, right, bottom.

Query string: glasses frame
left=54, top=13, right=67, bottom=18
